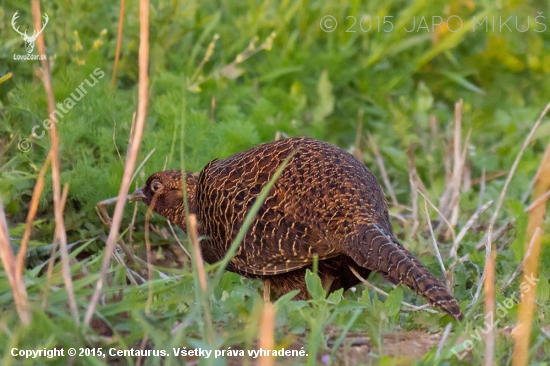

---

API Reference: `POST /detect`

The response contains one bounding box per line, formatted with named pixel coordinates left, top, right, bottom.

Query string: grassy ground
left=1, top=0, right=550, bottom=365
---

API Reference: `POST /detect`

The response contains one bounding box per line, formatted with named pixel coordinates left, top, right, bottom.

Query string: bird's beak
left=129, top=187, right=146, bottom=202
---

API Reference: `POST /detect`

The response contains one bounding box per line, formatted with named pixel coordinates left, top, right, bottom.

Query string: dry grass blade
left=453, top=101, right=462, bottom=183
left=130, top=147, right=156, bottom=185
left=112, top=119, right=124, bottom=166
left=111, top=0, right=125, bottom=88
left=129, top=185, right=140, bottom=250
left=367, top=132, right=398, bottom=207
left=438, top=102, right=472, bottom=241
left=0, top=72, right=13, bottom=84
left=483, top=249, right=496, bottom=366
left=84, top=0, right=150, bottom=326
left=95, top=197, right=118, bottom=226
left=472, top=102, right=550, bottom=307
left=448, top=126, right=472, bottom=235
left=166, top=220, right=191, bottom=258
left=512, top=114, right=550, bottom=365
left=188, top=214, right=207, bottom=292
left=59, top=184, right=70, bottom=228
left=93, top=196, right=138, bottom=267
left=477, top=168, right=486, bottom=212
left=0, top=196, right=31, bottom=324
left=143, top=191, right=159, bottom=316
left=523, top=188, right=550, bottom=212
left=406, top=147, right=420, bottom=238
left=15, top=153, right=51, bottom=281
left=126, top=112, right=137, bottom=161
left=422, top=193, right=454, bottom=293
left=258, top=302, right=275, bottom=366
left=501, top=227, right=540, bottom=294
left=436, top=323, right=453, bottom=359
left=32, top=0, right=79, bottom=325
left=41, top=238, right=59, bottom=309
left=471, top=170, right=507, bottom=186
left=422, top=194, right=447, bottom=279
left=457, top=221, right=514, bottom=264
left=476, top=223, right=514, bottom=253
left=438, top=100, right=464, bottom=238
left=349, top=266, right=437, bottom=314
left=210, top=95, right=216, bottom=121
left=112, top=250, right=139, bottom=286
left=137, top=336, right=149, bottom=366
left=422, top=191, right=456, bottom=244
left=521, top=175, right=537, bottom=204
left=388, top=211, right=408, bottom=226
left=116, top=239, right=136, bottom=267
left=450, top=200, right=493, bottom=262
left=41, top=183, right=70, bottom=309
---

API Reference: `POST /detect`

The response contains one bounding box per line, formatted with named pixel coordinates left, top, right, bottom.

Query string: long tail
left=347, top=224, right=463, bottom=320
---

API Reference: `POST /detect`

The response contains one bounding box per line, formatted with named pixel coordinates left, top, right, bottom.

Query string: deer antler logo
left=11, top=11, right=49, bottom=54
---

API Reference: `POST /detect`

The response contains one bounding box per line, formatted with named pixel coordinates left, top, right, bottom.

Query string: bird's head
left=129, top=170, right=198, bottom=233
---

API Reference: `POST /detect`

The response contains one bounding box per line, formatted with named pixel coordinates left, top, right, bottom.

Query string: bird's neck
left=169, top=172, right=199, bottom=234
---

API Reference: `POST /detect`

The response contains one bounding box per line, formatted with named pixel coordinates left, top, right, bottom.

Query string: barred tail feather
left=347, top=224, right=463, bottom=320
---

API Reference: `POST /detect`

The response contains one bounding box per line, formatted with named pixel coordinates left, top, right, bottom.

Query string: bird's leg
left=263, top=279, right=271, bottom=302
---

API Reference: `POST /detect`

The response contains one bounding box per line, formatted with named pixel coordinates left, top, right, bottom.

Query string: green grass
left=1, top=0, right=550, bottom=364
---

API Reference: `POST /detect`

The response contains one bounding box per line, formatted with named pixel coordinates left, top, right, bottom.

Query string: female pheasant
left=130, top=137, right=462, bottom=320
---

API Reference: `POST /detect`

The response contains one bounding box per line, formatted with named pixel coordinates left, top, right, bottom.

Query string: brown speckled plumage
left=132, top=137, right=462, bottom=320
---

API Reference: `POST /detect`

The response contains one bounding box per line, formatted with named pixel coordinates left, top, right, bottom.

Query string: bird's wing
left=228, top=205, right=340, bottom=276
left=198, top=162, right=340, bottom=276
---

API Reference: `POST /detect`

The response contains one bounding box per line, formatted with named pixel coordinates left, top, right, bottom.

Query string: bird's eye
left=150, top=180, right=162, bottom=193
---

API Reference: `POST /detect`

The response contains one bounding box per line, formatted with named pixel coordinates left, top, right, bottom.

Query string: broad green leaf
left=360, top=288, right=371, bottom=305
left=305, top=269, right=326, bottom=300
left=326, top=288, right=343, bottom=304
left=275, top=289, right=301, bottom=306
left=385, top=287, right=403, bottom=316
